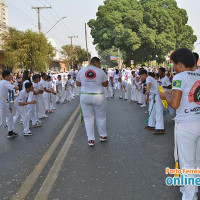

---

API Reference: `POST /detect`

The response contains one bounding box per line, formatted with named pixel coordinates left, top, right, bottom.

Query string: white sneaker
left=140, top=104, right=147, bottom=108
left=24, top=132, right=33, bottom=136
left=43, top=115, right=48, bottom=118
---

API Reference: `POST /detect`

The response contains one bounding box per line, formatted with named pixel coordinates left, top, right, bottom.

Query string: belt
left=81, top=93, right=104, bottom=95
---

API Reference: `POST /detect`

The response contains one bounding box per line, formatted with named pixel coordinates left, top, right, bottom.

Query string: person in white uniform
left=13, top=82, right=36, bottom=136
left=0, top=71, right=19, bottom=138
left=27, top=75, right=42, bottom=128
left=65, top=74, right=72, bottom=101
left=107, top=76, right=115, bottom=98
left=76, top=57, right=108, bottom=147
left=130, top=71, right=137, bottom=102
left=56, top=75, right=64, bottom=103
left=139, top=69, right=165, bottom=134
left=161, top=48, right=200, bottom=200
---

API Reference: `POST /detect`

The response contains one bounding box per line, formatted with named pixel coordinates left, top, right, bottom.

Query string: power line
left=4, top=0, right=37, bottom=28
left=39, top=0, right=77, bottom=36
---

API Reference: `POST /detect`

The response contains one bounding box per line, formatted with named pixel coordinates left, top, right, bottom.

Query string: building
left=0, top=0, right=9, bottom=48
left=0, top=0, right=8, bottom=34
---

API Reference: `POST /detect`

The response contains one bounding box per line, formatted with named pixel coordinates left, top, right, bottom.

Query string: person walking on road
left=76, top=57, right=108, bottom=147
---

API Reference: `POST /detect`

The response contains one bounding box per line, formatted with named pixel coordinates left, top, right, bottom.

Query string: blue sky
left=4, top=0, right=200, bottom=56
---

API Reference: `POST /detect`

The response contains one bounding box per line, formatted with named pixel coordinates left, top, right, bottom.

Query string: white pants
left=74, top=87, right=80, bottom=96
left=137, top=91, right=143, bottom=104
left=0, top=103, right=14, bottom=131
left=44, top=92, right=51, bottom=111
left=65, top=89, right=71, bottom=101
left=56, top=90, right=64, bottom=103
left=27, top=102, right=39, bottom=126
left=148, top=95, right=164, bottom=129
left=114, top=78, right=119, bottom=90
left=80, top=94, right=107, bottom=141
left=14, top=106, right=30, bottom=134
left=142, top=94, right=146, bottom=105
left=38, top=94, right=46, bottom=118
left=131, top=88, right=137, bottom=101
left=120, top=90, right=128, bottom=99
left=109, top=90, right=115, bottom=98
left=176, top=122, right=200, bottom=200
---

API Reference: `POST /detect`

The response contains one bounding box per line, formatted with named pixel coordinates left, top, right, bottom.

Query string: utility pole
left=32, top=6, right=52, bottom=33
left=85, top=23, right=90, bottom=63
left=68, top=36, right=78, bottom=69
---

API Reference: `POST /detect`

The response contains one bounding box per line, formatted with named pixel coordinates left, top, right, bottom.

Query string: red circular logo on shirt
left=188, top=81, right=200, bottom=105
left=85, top=70, right=96, bottom=79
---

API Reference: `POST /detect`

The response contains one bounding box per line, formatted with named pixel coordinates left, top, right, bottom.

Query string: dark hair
left=47, top=75, right=51, bottom=80
left=68, top=74, right=71, bottom=77
left=159, top=67, right=165, bottom=73
left=90, top=57, right=100, bottom=65
left=148, top=72, right=155, bottom=78
left=155, top=73, right=159, bottom=78
left=131, top=71, right=135, bottom=75
left=58, top=75, right=61, bottom=78
left=170, top=48, right=195, bottom=68
left=41, top=72, right=47, bottom=78
left=22, top=70, right=30, bottom=83
left=139, top=69, right=147, bottom=75
left=32, top=75, right=39, bottom=81
left=115, top=69, right=119, bottom=75
left=2, top=70, right=11, bottom=78
left=193, top=52, right=199, bottom=65
left=139, top=68, right=144, bottom=73
left=25, top=82, right=32, bottom=89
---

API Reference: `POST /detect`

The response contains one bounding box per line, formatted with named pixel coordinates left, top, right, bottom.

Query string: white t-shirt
left=39, top=79, right=47, bottom=90
left=135, top=81, right=141, bottom=91
left=56, top=80, right=62, bottom=91
left=131, top=76, right=136, bottom=88
left=146, top=76, right=159, bottom=98
left=113, top=71, right=120, bottom=79
left=76, top=66, right=108, bottom=93
left=69, top=70, right=76, bottom=78
left=65, top=79, right=71, bottom=88
left=28, top=82, right=39, bottom=101
left=14, top=90, right=29, bottom=106
left=172, top=71, right=200, bottom=123
left=71, top=80, right=76, bottom=87
left=46, top=81, right=52, bottom=90
left=0, top=80, right=15, bottom=105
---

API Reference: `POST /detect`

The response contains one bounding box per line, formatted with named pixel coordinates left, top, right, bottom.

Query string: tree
left=96, top=45, right=120, bottom=68
left=1, top=28, right=55, bottom=72
left=61, top=44, right=90, bottom=66
left=88, top=0, right=197, bottom=65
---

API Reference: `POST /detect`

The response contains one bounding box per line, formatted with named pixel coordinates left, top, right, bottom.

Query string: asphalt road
left=0, top=90, right=183, bottom=200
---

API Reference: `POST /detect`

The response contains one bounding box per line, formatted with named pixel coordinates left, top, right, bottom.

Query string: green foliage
left=88, top=0, right=197, bottom=64
left=1, top=28, right=55, bottom=72
left=96, top=45, right=119, bottom=68
left=61, top=45, right=90, bottom=66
